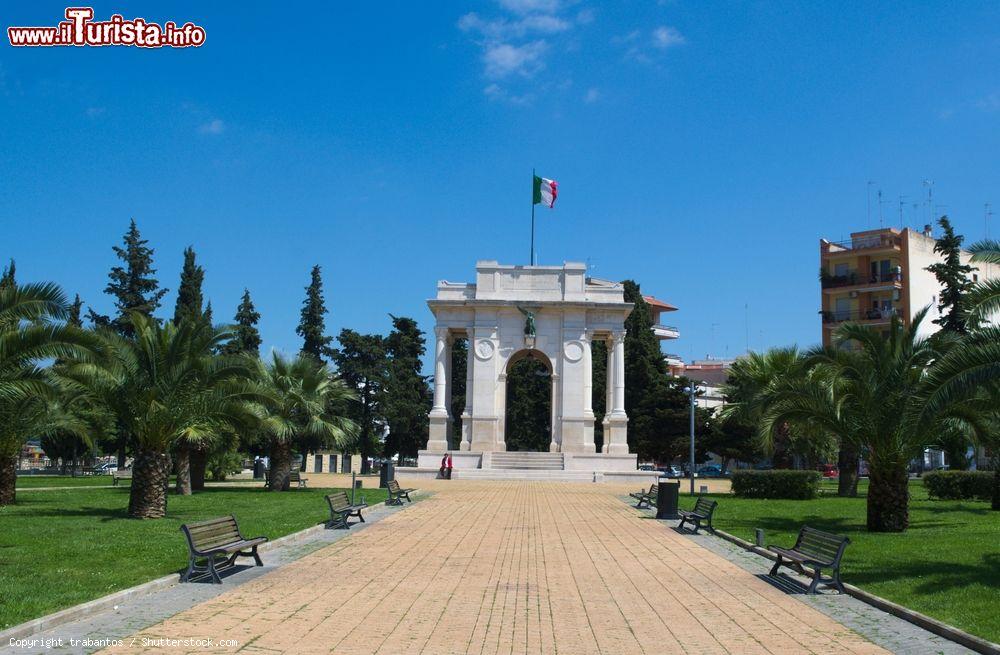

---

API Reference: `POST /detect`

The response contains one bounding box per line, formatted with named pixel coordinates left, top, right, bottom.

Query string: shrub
left=922, top=471, right=992, bottom=501
left=207, top=450, right=244, bottom=482
left=731, top=470, right=821, bottom=499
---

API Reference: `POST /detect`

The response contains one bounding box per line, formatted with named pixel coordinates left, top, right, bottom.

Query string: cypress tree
left=67, top=295, right=84, bottom=328
left=382, top=316, right=432, bottom=459
left=450, top=338, right=468, bottom=447
left=297, top=265, right=333, bottom=362
left=203, top=301, right=213, bottom=326
left=222, top=289, right=262, bottom=356
left=926, top=216, right=975, bottom=333
left=331, top=329, right=386, bottom=473
left=173, top=246, right=205, bottom=326
left=88, top=219, right=167, bottom=337
left=0, top=259, right=15, bottom=290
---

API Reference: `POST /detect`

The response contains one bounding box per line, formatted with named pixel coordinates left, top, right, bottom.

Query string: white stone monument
left=415, top=261, right=649, bottom=481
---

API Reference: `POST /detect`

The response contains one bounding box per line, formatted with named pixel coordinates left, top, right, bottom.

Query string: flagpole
left=530, top=168, right=536, bottom=266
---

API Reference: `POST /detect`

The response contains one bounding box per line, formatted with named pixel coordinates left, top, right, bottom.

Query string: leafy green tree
left=449, top=337, right=468, bottom=447
left=173, top=246, right=206, bottom=326
left=702, top=414, right=758, bottom=473
left=331, top=329, right=386, bottom=473
left=926, top=216, right=975, bottom=334
left=631, top=375, right=712, bottom=465
left=591, top=339, right=607, bottom=451
left=222, top=289, right=262, bottom=356
left=505, top=356, right=551, bottom=451
left=253, top=353, right=356, bottom=490
left=382, top=316, right=432, bottom=459
left=0, top=278, right=96, bottom=504
left=88, top=219, right=168, bottom=337
left=63, top=315, right=256, bottom=517
left=297, top=265, right=333, bottom=362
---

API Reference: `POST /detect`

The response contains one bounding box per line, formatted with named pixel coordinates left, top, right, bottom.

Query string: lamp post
left=683, top=384, right=696, bottom=494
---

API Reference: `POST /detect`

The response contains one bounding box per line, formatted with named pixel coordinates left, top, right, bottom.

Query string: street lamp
left=683, top=384, right=696, bottom=494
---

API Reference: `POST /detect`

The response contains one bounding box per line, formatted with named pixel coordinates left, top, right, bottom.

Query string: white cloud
left=652, top=25, right=685, bottom=49
left=483, top=41, right=548, bottom=78
left=497, top=0, right=560, bottom=15
left=198, top=119, right=225, bottom=135
left=584, top=87, right=600, bottom=104
left=484, top=83, right=532, bottom=105
left=458, top=11, right=570, bottom=40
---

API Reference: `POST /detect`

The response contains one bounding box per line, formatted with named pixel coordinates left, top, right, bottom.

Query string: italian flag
left=533, top=175, right=558, bottom=208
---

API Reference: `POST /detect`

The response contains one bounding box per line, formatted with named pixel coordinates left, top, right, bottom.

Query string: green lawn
left=0, top=485, right=386, bottom=630
left=683, top=480, right=1000, bottom=643
left=16, top=475, right=119, bottom=488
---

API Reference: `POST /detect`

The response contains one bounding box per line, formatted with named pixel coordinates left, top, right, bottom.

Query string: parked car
left=656, top=465, right=683, bottom=478
left=818, top=464, right=838, bottom=478
left=697, top=465, right=723, bottom=478
left=95, top=462, right=117, bottom=474
left=638, top=464, right=655, bottom=471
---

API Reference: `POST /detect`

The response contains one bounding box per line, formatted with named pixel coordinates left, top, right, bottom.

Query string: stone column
left=460, top=327, right=474, bottom=451
left=605, top=329, right=629, bottom=455
left=602, top=336, right=613, bottom=453
left=427, top=326, right=451, bottom=451
left=583, top=331, right=596, bottom=451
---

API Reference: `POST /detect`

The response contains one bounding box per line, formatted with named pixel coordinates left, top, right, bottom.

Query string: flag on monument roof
left=533, top=175, right=558, bottom=208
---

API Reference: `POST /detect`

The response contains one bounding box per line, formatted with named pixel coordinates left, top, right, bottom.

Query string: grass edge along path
left=0, top=485, right=387, bottom=630
left=679, top=480, right=1000, bottom=644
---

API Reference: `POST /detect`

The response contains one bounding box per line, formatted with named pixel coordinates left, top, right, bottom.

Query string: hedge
left=922, top=470, right=993, bottom=501
left=730, top=470, right=821, bottom=499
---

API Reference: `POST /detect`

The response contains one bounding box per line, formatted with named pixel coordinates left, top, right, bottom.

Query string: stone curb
left=0, top=492, right=425, bottom=644
left=710, top=528, right=1000, bottom=655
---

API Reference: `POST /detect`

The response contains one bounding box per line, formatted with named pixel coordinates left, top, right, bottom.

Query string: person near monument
left=440, top=453, right=453, bottom=479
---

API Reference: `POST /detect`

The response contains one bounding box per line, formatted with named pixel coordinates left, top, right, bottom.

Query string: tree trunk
left=128, top=449, right=172, bottom=519
left=190, top=448, right=207, bottom=491
left=268, top=442, right=291, bottom=491
left=991, top=458, right=1000, bottom=511
left=117, top=437, right=127, bottom=469
left=174, top=445, right=192, bottom=496
left=866, top=465, right=909, bottom=532
left=837, top=444, right=860, bottom=497
left=0, top=454, right=17, bottom=506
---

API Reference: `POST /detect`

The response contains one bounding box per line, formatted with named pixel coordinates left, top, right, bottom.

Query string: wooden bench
left=325, top=490, right=367, bottom=529
left=677, top=497, right=718, bottom=534
left=386, top=479, right=414, bottom=505
left=112, top=470, right=132, bottom=486
left=179, top=516, right=267, bottom=584
left=768, top=525, right=850, bottom=594
left=629, top=484, right=657, bottom=509
left=264, top=468, right=308, bottom=489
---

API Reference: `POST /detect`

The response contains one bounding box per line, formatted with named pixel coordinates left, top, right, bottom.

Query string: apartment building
left=819, top=225, right=998, bottom=346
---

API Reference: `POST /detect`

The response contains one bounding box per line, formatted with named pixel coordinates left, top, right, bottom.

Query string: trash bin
left=656, top=480, right=680, bottom=520
left=354, top=480, right=363, bottom=490
left=252, top=460, right=265, bottom=479
left=379, top=460, right=395, bottom=488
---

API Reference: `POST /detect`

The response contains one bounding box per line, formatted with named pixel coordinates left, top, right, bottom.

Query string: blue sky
left=3, top=1, right=1000, bottom=370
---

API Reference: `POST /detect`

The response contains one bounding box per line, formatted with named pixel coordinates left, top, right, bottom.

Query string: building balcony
left=652, top=324, right=680, bottom=339
left=821, top=271, right=903, bottom=293
left=821, top=308, right=900, bottom=326
left=821, top=233, right=902, bottom=256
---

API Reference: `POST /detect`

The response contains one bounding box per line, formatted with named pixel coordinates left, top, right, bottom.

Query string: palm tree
left=254, top=353, right=356, bottom=491
left=964, top=239, right=1000, bottom=326
left=721, top=348, right=809, bottom=468
left=64, top=314, right=257, bottom=518
left=0, top=280, right=94, bottom=505
left=759, top=310, right=987, bottom=531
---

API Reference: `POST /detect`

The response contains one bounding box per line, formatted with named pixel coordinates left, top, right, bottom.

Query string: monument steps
left=454, top=469, right=595, bottom=482
left=490, top=452, right=564, bottom=470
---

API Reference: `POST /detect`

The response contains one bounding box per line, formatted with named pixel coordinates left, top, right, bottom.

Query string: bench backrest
left=181, top=516, right=243, bottom=552
left=289, top=470, right=300, bottom=481
left=693, top=497, right=717, bottom=516
left=387, top=479, right=400, bottom=493
left=794, top=526, right=849, bottom=565
left=326, top=490, right=352, bottom=511
left=113, top=470, right=132, bottom=478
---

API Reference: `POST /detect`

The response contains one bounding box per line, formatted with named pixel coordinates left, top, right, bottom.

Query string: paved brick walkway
left=100, top=482, right=887, bottom=654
